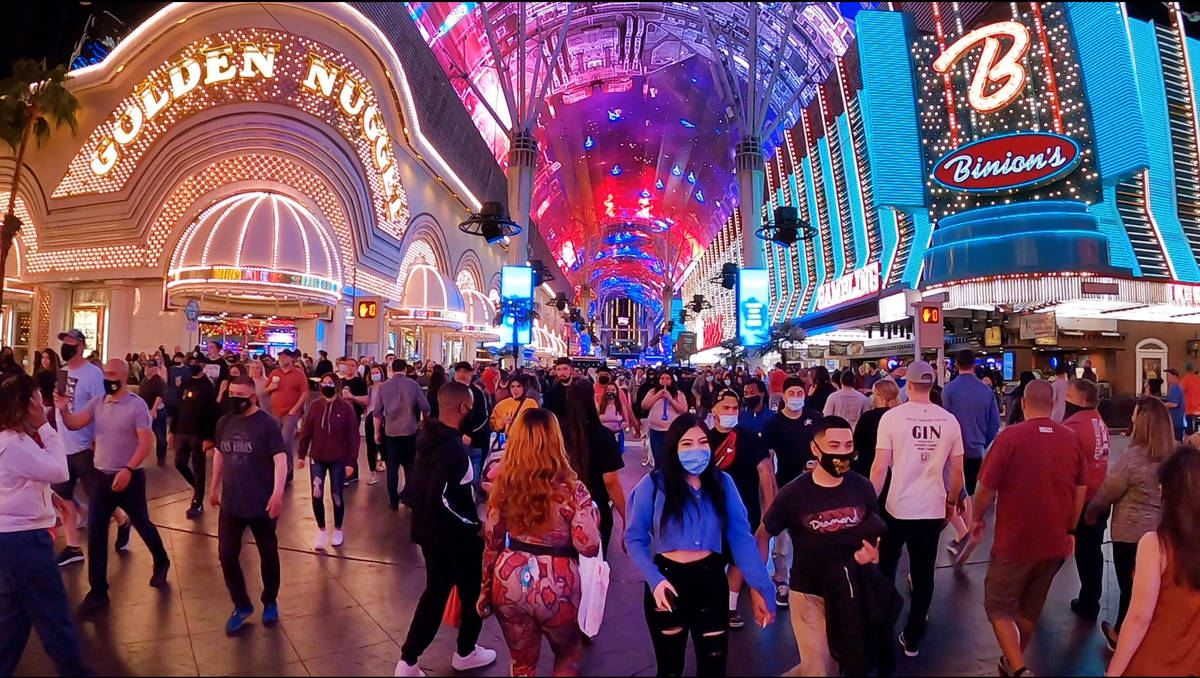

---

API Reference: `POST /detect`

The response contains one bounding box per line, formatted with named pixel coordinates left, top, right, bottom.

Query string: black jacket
left=818, top=557, right=902, bottom=677
left=410, top=419, right=481, bottom=546
left=172, top=375, right=219, bottom=438
left=463, top=384, right=491, bottom=451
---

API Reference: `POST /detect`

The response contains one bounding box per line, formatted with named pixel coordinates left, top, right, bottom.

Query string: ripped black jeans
left=644, top=553, right=729, bottom=677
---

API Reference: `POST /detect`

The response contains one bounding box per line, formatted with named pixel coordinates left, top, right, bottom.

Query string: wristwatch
left=122, top=465, right=136, bottom=474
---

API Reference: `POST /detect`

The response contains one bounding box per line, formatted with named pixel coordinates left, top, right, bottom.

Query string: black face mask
left=815, top=444, right=855, bottom=477
left=189, top=363, right=204, bottom=376
left=1064, top=402, right=1088, bottom=419
left=606, top=392, right=617, bottom=400
left=598, top=376, right=610, bottom=385
left=745, top=396, right=762, bottom=410
left=61, top=343, right=78, bottom=362
left=321, top=385, right=336, bottom=399
left=103, top=379, right=122, bottom=395
left=229, top=396, right=253, bottom=415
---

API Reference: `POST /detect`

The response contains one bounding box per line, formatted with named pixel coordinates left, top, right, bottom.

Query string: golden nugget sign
left=56, top=30, right=408, bottom=236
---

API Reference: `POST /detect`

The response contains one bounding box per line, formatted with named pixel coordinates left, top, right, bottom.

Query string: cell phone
left=56, top=369, right=69, bottom=396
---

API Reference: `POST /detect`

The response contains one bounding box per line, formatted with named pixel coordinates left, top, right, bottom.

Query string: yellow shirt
left=490, top=396, right=537, bottom=432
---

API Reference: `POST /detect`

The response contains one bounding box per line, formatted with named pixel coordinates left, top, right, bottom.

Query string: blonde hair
left=1132, top=397, right=1175, bottom=462
left=488, top=407, right=578, bottom=535
left=873, top=379, right=901, bottom=408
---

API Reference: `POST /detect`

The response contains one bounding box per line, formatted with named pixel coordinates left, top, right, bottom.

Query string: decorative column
left=506, top=131, right=538, bottom=266
left=323, top=300, right=348, bottom=359
left=46, top=284, right=70, bottom=347
left=105, top=282, right=136, bottom=363
left=736, top=137, right=767, bottom=270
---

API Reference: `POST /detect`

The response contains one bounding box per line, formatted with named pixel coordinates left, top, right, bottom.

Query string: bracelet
left=122, top=465, right=136, bottom=473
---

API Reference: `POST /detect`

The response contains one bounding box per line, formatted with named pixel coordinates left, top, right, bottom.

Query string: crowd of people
left=1, top=332, right=1199, bottom=677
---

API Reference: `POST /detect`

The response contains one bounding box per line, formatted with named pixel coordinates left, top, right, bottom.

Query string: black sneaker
left=57, top=546, right=84, bottom=567
left=1070, top=598, right=1099, bottom=621
left=79, top=590, right=110, bottom=614
left=149, top=561, right=170, bottom=588
left=728, top=611, right=745, bottom=629
left=899, top=631, right=919, bottom=657
left=185, top=501, right=204, bottom=519
left=115, top=521, right=132, bottom=551
left=775, top=584, right=790, bottom=609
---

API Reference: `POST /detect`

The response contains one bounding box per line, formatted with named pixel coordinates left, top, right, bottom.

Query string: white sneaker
left=451, top=645, right=497, bottom=672
left=368, top=472, right=379, bottom=485
left=314, top=529, right=327, bottom=550
left=331, top=529, right=344, bottom=547
left=393, top=659, right=425, bottom=677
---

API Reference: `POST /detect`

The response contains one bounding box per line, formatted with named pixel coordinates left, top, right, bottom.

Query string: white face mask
left=717, top=414, right=739, bottom=429
left=785, top=397, right=805, bottom=412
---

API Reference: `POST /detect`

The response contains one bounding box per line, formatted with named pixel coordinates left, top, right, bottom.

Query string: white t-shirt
left=1051, top=378, right=1070, bottom=422
left=875, top=401, right=964, bottom=520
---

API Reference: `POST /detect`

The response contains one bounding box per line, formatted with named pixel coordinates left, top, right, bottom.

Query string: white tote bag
left=576, top=525, right=610, bottom=637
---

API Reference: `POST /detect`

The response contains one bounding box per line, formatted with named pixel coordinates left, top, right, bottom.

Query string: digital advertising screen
left=500, top=265, right=533, bottom=346
left=737, top=268, right=770, bottom=347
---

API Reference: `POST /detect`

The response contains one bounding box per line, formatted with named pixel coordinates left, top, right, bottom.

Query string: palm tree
left=754, top=318, right=807, bottom=359
left=0, top=59, right=80, bottom=312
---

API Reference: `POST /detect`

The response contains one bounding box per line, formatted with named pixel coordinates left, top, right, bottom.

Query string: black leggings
left=401, top=536, right=484, bottom=664
left=644, top=553, right=729, bottom=677
left=1112, top=540, right=1138, bottom=631
left=880, top=515, right=944, bottom=646
left=365, top=415, right=380, bottom=471
left=174, top=434, right=207, bottom=503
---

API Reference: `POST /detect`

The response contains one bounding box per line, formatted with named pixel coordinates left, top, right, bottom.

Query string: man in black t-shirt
left=761, top=376, right=819, bottom=606
left=337, top=356, right=370, bottom=484
left=210, top=377, right=288, bottom=636
left=763, top=416, right=887, bottom=676
left=710, top=389, right=777, bottom=630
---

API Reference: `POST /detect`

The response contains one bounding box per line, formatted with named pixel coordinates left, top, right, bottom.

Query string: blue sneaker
left=262, top=603, right=279, bottom=626
left=225, top=606, right=254, bottom=635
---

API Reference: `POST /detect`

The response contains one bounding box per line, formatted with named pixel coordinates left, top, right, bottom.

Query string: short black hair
left=1055, top=363, right=1070, bottom=375
left=715, top=388, right=740, bottom=404
left=554, top=357, right=572, bottom=367
left=783, top=376, right=805, bottom=392
left=453, top=361, right=473, bottom=373
left=814, top=415, right=851, bottom=439
left=392, top=359, right=408, bottom=373
left=1071, top=378, right=1099, bottom=406
left=955, top=349, right=975, bottom=370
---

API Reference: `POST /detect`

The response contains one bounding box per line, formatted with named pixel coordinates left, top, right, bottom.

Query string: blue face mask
left=678, top=447, right=711, bottom=475
left=717, top=414, right=739, bottom=430
left=785, top=397, right=805, bottom=412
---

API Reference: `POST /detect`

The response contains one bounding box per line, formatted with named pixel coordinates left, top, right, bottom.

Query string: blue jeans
left=0, top=530, right=90, bottom=676
left=649, top=429, right=668, bottom=469
left=309, top=460, right=347, bottom=529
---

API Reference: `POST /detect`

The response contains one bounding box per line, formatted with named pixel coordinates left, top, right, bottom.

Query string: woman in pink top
left=641, top=372, right=689, bottom=470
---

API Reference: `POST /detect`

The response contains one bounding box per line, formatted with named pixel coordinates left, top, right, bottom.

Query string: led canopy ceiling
left=409, top=2, right=858, bottom=316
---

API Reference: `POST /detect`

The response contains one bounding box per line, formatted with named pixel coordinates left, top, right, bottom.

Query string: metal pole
left=756, top=3, right=798, bottom=134
left=526, top=2, right=576, bottom=130
left=699, top=6, right=747, bottom=123
left=748, top=4, right=759, bottom=133
left=517, top=2, right=527, bottom=123
left=479, top=2, right=521, bottom=124
left=455, top=68, right=512, bottom=135
left=761, top=77, right=811, bottom=139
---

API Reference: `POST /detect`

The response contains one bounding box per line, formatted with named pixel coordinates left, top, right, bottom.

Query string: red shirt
left=978, top=418, right=1087, bottom=562
left=481, top=366, right=499, bottom=394
left=1181, top=373, right=1200, bottom=415
left=1061, top=409, right=1110, bottom=502
left=268, top=367, right=309, bottom=417
left=768, top=369, right=787, bottom=394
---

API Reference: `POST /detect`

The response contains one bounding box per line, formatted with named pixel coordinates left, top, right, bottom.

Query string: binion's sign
left=932, top=132, right=1081, bottom=193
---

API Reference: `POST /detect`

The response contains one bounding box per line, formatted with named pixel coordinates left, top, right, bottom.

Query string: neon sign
left=815, top=261, right=881, bottom=311
left=932, top=132, right=1081, bottom=193
left=932, top=21, right=1031, bottom=114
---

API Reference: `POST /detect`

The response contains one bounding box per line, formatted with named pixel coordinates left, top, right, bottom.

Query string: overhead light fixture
left=459, top=201, right=521, bottom=244
left=756, top=206, right=815, bottom=247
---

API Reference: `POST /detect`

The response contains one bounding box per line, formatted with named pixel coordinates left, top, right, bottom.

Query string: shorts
left=984, top=557, right=1063, bottom=623
left=51, top=448, right=96, bottom=501
left=964, top=456, right=983, bottom=495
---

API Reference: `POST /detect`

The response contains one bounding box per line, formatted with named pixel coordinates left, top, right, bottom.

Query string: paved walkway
left=15, top=435, right=1126, bottom=676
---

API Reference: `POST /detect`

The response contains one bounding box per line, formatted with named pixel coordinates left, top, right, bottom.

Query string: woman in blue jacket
left=626, top=413, right=775, bottom=677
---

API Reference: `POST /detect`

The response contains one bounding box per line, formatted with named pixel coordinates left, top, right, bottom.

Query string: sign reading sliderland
left=54, top=29, right=409, bottom=239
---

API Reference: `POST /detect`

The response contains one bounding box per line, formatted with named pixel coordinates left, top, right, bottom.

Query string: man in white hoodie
left=0, top=373, right=90, bottom=676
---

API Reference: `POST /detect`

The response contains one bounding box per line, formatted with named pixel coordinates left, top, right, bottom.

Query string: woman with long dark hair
left=641, top=370, right=689, bottom=469
left=32, top=348, right=61, bottom=404
left=1087, top=397, right=1172, bottom=649
left=625, top=413, right=775, bottom=677
left=1006, top=371, right=1037, bottom=425
left=426, top=364, right=448, bottom=419
left=562, top=382, right=627, bottom=553
left=1106, top=445, right=1200, bottom=676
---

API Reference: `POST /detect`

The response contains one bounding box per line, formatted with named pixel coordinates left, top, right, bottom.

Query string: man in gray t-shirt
left=58, top=359, right=170, bottom=612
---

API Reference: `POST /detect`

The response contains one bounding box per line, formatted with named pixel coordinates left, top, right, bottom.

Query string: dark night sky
left=1, top=2, right=1199, bottom=79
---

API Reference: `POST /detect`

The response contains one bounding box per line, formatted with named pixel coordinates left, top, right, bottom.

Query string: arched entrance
left=1136, top=338, right=1169, bottom=397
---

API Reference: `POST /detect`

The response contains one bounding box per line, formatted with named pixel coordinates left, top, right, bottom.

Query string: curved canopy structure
left=393, top=262, right=468, bottom=328
left=410, top=2, right=857, bottom=316
left=460, top=287, right=502, bottom=339
left=166, top=192, right=342, bottom=308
